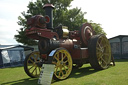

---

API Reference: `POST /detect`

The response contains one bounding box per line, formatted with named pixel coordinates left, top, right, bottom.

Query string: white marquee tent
left=0, top=45, right=33, bottom=68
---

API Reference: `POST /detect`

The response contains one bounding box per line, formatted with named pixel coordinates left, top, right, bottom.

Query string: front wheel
left=24, top=51, right=42, bottom=78
left=52, top=48, right=73, bottom=80
left=88, top=34, right=111, bottom=70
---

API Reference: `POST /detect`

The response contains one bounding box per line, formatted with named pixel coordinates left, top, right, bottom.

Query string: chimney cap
left=43, top=4, right=54, bottom=9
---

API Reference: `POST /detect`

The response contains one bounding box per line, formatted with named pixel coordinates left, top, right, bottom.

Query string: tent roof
left=109, top=35, right=128, bottom=40
left=0, top=45, right=34, bottom=51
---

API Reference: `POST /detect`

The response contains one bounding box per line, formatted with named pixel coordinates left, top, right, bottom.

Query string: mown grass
left=0, top=59, right=128, bottom=85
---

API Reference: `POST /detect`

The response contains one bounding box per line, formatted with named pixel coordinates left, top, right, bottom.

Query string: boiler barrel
left=38, top=39, right=74, bottom=54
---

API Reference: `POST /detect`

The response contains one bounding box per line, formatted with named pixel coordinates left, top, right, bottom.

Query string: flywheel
left=79, top=23, right=94, bottom=47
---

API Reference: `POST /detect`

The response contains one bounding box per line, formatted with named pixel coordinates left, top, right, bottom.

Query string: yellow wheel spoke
left=64, top=65, right=69, bottom=68
left=63, top=65, right=66, bottom=71
left=64, top=60, right=68, bottom=64
left=32, top=55, right=37, bottom=62
left=28, top=58, right=34, bottom=63
left=97, top=56, right=102, bottom=61
left=54, top=55, right=60, bottom=61
left=97, top=42, right=102, bottom=49
left=63, top=55, right=66, bottom=60
left=97, top=52, right=103, bottom=58
left=59, top=67, right=62, bottom=76
left=28, top=65, right=34, bottom=71
left=36, top=53, right=40, bottom=61
left=61, top=53, right=63, bottom=59
left=56, top=53, right=59, bottom=58
left=104, top=53, right=109, bottom=56
left=61, top=70, right=64, bottom=76
left=31, top=66, right=37, bottom=74
left=101, top=57, right=107, bottom=65
left=96, top=47, right=102, bottom=52
left=63, top=65, right=67, bottom=73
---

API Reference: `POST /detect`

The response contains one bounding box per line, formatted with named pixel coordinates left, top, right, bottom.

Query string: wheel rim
left=26, top=52, right=41, bottom=77
left=96, top=35, right=111, bottom=69
left=52, top=49, right=72, bottom=80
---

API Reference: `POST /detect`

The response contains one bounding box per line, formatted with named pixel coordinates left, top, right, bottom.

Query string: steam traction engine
left=24, top=4, right=112, bottom=80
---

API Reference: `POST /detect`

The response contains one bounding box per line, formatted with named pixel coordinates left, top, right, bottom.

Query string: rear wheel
left=24, top=51, right=42, bottom=78
left=88, top=34, right=111, bottom=70
left=52, top=48, right=73, bottom=80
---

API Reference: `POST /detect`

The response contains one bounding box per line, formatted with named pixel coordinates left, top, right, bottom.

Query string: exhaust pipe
left=43, top=4, right=54, bottom=30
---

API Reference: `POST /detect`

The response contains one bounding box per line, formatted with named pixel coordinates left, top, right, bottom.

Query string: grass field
left=0, top=59, right=128, bottom=85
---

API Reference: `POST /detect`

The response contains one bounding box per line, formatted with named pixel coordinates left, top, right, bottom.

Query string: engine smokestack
left=43, top=4, right=54, bottom=30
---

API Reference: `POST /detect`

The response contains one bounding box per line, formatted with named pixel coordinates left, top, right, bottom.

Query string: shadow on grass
left=51, top=66, right=99, bottom=84
left=51, top=66, right=98, bottom=84
left=1, top=78, right=38, bottom=85
left=0, top=66, right=23, bottom=69
left=69, top=66, right=98, bottom=78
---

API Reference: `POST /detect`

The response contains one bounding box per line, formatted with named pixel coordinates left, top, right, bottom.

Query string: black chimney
left=43, top=4, right=54, bottom=30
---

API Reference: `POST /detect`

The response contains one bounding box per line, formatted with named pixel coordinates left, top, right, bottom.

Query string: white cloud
left=0, top=18, right=19, bottom=45
left=71, top=0, right=128, bottom=38
left=0, top=0, right=37, bottom=45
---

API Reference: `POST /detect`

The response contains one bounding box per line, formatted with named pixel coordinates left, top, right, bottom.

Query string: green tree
left=14, top=0, right=105, bottom=45
left=90, top=22, right=106, bottom=35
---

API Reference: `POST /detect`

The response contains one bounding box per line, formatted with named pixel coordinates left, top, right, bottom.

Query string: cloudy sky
left=0, top=0, right=128, bottom=45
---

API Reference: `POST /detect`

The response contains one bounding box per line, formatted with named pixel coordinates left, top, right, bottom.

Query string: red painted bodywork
left=59, top=39, right=89, bottom=60
left=26, top=27, right=59, bottom=40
